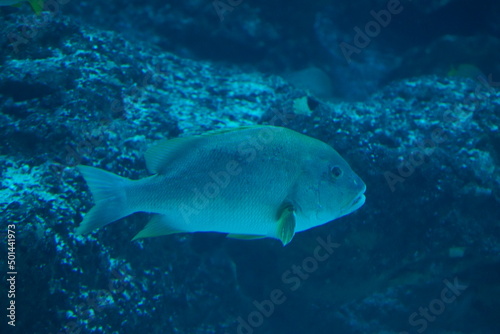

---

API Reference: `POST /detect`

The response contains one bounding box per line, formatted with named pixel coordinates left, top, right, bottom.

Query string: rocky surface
left=0, top=2, right=499, bottom=334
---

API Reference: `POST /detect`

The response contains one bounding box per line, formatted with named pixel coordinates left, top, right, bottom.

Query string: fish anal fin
left=132, top=215, right=182, bottom=241
left=276, top=204, right=296, bottom=246
left=227, top=233, right=266, bottom=240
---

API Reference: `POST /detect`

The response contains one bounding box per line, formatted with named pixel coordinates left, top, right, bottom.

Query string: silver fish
left=77, top=126, right=366, bottom=245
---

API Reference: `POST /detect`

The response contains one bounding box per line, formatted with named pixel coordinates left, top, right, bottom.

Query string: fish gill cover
left=0, top=0, right=499, bottom=334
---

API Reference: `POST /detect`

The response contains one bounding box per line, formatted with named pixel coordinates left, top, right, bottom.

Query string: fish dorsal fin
left=144, top=136, right=202, bottom=174
left=201, top=125, right=269, bottom=136
left=144, top=126, right=272, bottom=174
left=276, top=203, right=296, bottom=246
left=227, top=233, right=266, bottom=240
left=131, top=215, right=182, bottom=240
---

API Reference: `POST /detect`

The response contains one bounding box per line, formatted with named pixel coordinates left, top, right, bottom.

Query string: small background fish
left=0, top=0, right=44, bottom=14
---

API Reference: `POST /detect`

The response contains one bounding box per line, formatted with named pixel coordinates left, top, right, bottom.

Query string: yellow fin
left=227, top=233, right=266, bottom=240
left=132, top=215, right=182, bottom=240
left=276, top=205, right=296, bottom=246
left=28, top=0, right=43, bottom=15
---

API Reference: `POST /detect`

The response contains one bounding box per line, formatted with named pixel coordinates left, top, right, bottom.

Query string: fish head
left=296, top=145, right=366, bottom=229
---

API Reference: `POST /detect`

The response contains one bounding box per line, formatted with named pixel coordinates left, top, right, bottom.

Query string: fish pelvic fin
left=276, top=204, right=296, bottom=246
left=76, top=165, right=132, bottom=235
left=132, top=215, right=182, bottom=240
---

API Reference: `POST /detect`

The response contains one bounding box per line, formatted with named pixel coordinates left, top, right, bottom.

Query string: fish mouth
left=349, top=193, right=366, bottom=212
left=343, top=184, right=366, bottom=215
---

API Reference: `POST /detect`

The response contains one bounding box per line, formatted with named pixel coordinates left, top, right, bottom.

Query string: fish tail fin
left=76, top=165, right=132, bottom=235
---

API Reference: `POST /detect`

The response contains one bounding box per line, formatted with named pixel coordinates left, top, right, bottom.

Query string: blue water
left=0, top=0, right=499, bottom=333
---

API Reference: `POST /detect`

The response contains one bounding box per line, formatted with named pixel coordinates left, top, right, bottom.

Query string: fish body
left=77, top=126, right=366, bottom=245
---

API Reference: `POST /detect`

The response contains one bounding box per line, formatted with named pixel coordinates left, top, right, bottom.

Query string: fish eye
left=330, top=166, right=343, bottom=178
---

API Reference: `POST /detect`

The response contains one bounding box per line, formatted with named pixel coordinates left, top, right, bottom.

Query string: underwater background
left=1, top=0, right=499, bottom=333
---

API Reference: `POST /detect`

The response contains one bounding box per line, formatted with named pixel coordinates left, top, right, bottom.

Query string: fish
left=0, top=0, right=44, bottom=14
left=76, top=125, right=366, bottom=246
left=448, top=64, right=485, bottom=81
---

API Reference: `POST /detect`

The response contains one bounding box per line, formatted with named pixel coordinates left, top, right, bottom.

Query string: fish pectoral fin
left=227, top=233, right=266, bottom=240
left=132, top=215, right=182, bottom=241
left=276, top=205, right=296, bottom=246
